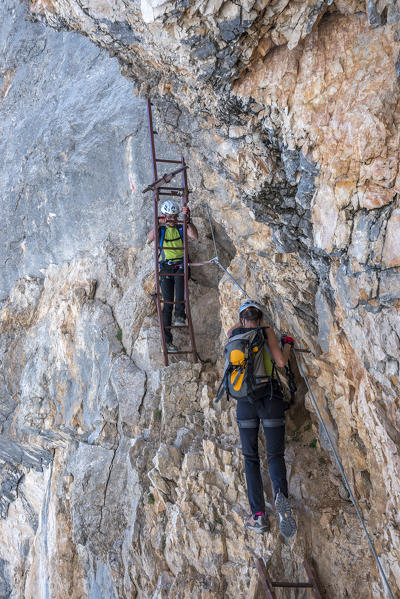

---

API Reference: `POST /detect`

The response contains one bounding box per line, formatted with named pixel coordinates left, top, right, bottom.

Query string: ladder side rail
left=181, top=155, right=198, bottom=363
left=255, top=558, right=277, bottom=599
left=147, top=98, right=169, bottom=366
left=154, top=188, right=168, bottom=366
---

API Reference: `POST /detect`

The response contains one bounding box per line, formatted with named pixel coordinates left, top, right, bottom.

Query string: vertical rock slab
left=0, top=0, right=151, bottom=298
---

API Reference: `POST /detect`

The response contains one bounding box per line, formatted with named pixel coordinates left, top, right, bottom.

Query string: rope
left=211, top=257, right=252, bottom=299
left=203, top=203, right=395, bottom=598
left=188, top=259, right=215, bottom=267
left=294, top=350, right=395, bottom=599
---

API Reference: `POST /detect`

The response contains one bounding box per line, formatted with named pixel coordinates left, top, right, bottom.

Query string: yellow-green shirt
left=160, top=226, right=184, bottom=261
left=262, top=348, right=275, bottom=377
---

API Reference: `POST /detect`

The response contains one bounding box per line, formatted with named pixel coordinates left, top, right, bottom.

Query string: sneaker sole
left=275, top=494, right=297, bottom=539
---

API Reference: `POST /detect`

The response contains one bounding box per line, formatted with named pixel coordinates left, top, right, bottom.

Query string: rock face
left=1, top=0, right=400, bottom=597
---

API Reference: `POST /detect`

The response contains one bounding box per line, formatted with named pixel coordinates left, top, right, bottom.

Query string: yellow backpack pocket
left=229, top=349, right=246, bottom=391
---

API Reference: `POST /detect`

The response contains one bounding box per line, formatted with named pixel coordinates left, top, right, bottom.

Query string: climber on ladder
left=147, top=199, right=198, bottom=353
left=217, top=300, right=297, bottom=539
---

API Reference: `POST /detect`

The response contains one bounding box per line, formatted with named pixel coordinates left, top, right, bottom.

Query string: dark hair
left=240, top=307, right=262, bottom=321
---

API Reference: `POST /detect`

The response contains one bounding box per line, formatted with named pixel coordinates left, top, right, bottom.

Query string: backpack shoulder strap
left=159, top=225, right=166, bottom=248
left=215, top=357, right=231, bottom=403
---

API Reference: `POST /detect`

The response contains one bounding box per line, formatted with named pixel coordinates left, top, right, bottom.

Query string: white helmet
left=239, top=300, right=265, bottom=320
left=160, top=200, right=180, bottom=215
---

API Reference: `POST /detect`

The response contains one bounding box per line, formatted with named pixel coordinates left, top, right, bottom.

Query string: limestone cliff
left=0, top=0, right=399, bottom=597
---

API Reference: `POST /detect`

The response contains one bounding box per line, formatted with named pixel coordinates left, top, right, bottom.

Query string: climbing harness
left=202, top=203, right=394, bottom=599
left=143, top=98, right=198, bottom=366
left=284, top=360, right=297, bottom=405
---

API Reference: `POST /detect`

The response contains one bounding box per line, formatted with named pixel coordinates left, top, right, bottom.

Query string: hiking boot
left=245, top=513, right=269, bottom=534
left=166, top=342, right=178, bottom=353
left=174, top=316, right=186, bottom=326
left=275, top=492, right=297, bottom=539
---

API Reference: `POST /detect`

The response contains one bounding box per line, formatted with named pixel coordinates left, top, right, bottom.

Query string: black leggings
left=237, top=393, right=288, bottom=514
left=159, top=262, right=185, bottom=343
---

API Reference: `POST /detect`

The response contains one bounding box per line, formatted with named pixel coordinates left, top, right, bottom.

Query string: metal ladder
left=254, top=557, right=325, bottom=599
left=144, top=98, right=198, bottom=366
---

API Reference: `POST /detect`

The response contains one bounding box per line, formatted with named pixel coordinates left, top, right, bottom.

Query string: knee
left=243, top=450, right=260, bottom=464
left=237, top=419, right=259, bottom=461
left=267, top=449, right=285, bottom=462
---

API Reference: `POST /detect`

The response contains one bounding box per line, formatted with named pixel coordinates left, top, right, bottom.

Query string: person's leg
left=256, top=393, right=288, bottom=498
left=262, top=409, right=296, bottom=538
left=237, top=400, right=265, bottom=515
left=262, top=422, right=288, bottom=498
left=159, top=265, right=174, bottom=344
left=174, top=264, right=186, bottom=320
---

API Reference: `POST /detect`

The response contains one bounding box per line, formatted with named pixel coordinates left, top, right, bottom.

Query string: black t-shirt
left=230, top=326, right=265, bottom=338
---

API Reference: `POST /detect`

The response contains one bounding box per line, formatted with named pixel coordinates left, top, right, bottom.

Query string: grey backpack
left=216, top=327, right=277, bottom=403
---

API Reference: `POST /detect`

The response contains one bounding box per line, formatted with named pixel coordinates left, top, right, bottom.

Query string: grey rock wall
left=0, top=6, right=229, bottom=597
left=1, top=0, right=400, bottom=597
left=0, top=0, right=152, bottom=299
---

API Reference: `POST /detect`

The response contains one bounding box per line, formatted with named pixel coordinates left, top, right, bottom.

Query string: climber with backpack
left=216, top=300, right=297, bottom=539
left=147, top=200, right=198, bottom=353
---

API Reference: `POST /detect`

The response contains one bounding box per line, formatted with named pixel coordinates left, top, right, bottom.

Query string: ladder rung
left=157, top=218, right=185, bottom=222
left=158, top=192, right=183, bottom=197
left=158, top=245, right=185, bottom=249
left=159, top=273, right=184, bottom=277
left=157, top=226, right=186, bottom=232
left=156, top=158, right=182, bottom=164
left=164, top=325, right=189, bottom=329
left=166, top=350, right=195, bottom=354
left=161, top=301, right=185, bottom=304
left=158, top=186, right=185, bottom=191
left=272, top=582, right=314, bottom=588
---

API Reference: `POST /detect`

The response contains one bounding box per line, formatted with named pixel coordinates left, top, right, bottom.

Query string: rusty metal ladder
left=144, top=98, right=198, bottom=366
left=254, top=557, right=325, bottom=599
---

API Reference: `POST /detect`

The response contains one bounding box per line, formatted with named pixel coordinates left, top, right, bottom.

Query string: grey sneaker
left=174, top=316, right=186, bottom=326
left=275, top=492, right=297, bottom=539
left=245, top=513, right=269, bottom=534
left=166, top=342, right=178, bottom=353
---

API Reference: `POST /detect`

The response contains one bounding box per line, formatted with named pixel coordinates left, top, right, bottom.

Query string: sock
left=275, top=490, right=288, bottom=500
